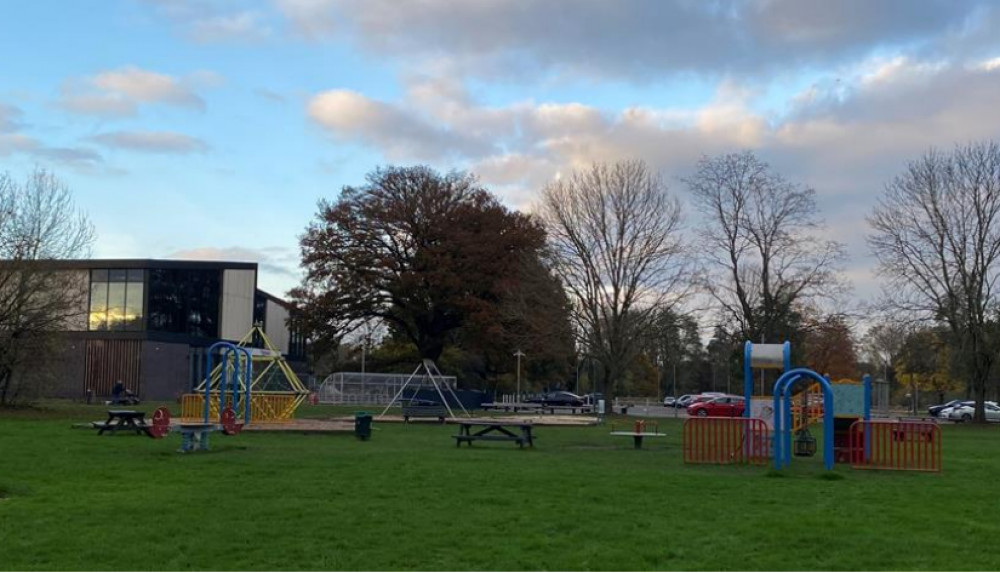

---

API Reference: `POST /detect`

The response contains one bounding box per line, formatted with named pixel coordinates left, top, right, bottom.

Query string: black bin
left=355, top=411, right=373, bottom=440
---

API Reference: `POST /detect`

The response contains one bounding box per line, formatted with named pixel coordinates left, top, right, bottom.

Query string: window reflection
left=148, top=268, right=220, bottom=338
left=88, top=269, right=144, bottom=332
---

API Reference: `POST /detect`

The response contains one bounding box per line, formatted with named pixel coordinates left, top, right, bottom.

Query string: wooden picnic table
left=454, top=421, right=534, bottom=448
left=609, top=431, right=667, bottom=449
left=97, top=410, right=149, bottom=436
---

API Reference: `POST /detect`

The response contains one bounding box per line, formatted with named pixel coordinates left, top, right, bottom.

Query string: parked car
left=663, top=396, right=677, bottom=407
left=949, top=402, right=1000, bottom=422
left=687, top=396, right=745, bottom=417
left=676, top=392, right=727, bottom=408
left=541, top=391, right=585, bottom=407
left=928, top=400, right=965, bottom=417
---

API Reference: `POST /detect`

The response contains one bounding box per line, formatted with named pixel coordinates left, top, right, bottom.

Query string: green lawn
left=1, top=402, right=999, bottom=571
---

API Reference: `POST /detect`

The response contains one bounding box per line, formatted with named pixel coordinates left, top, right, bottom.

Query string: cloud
left=189, top=11, right=272, bottom=42
left=88, top=130, right=209, bottom=154
left=307, top=88, right=496, bottom=161
left=166, top=246, right=299, bottom=279
left=142, top=0, right=273, bottom=43
left=254, top=87, right=286, bottom=104
left=0, top=110, right=104, bottom=172
left=56, top=66, right=215, bottom=117
left=276, top=0, right=993, bottom=80
left=0, top=103, right=24, bottom=133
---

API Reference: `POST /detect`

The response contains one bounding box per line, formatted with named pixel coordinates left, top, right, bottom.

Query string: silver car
left=948, top=402, right=1000, bottom=422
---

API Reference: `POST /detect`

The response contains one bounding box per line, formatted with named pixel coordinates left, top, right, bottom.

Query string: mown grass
left=2, top=401, right=1000, bottom=571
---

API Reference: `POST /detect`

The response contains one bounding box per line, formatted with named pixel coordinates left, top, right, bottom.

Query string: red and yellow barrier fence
left=683, top=417, right=770, bottom=465
left=849, top=419, right=941, bottom=472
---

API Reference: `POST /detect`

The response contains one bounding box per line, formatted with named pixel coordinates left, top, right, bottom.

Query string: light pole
left=575, top=356, right=585, bottom=395
left=514, top=350, right=525, bottom=403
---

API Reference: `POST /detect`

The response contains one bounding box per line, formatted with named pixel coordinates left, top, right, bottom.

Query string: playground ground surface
left=1, top=401, right=999, bottom=571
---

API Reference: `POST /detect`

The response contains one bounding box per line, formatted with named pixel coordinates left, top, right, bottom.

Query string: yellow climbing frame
left=181, top=325, right=309, bottom=423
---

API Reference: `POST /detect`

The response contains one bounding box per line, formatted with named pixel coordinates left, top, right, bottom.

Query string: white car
left=948, top=403, right=1000, bottom=422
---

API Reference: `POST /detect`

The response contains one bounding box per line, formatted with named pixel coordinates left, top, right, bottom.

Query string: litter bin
left=354, top=411, right=373, bottom=441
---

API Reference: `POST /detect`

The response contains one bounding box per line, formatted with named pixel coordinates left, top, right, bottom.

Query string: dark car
left=541, top=391, right=585, bottom=407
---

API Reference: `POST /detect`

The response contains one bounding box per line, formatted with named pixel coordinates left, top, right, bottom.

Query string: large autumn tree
left=291, top=165, right=548, bottom=367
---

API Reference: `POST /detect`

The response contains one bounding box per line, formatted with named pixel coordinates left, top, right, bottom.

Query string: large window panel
left=106, top=281, right=126, bottom=331
left=88, top=273, right=109, bottom=331
left=148, top=268, right=221, bottom=338
left=89, top=269, right=146, bottom=332
left=125, top=280, right=144, bottom=331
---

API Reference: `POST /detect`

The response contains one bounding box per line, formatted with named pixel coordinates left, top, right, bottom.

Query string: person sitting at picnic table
left=110, top=380, right=125, bottom=405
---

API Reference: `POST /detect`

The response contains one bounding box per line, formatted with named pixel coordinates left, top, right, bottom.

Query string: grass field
left=2, top=402, right=1000, bottom=571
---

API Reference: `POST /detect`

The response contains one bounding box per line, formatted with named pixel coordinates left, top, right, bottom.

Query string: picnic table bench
left=402, top=400, right=448, bottom=423
left=96, top=410, right=150, bottom=436
left=453, top=421, right=534, bottom=448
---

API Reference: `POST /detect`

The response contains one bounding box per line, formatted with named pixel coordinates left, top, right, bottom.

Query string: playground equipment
left=683, top=339, right=943, bottom=472
left=182, top=325, right=309, bottom=422
left=378, top=359, right=470, bottom=420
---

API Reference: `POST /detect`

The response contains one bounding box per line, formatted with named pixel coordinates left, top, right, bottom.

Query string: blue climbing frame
left=203, top=341, right=253, bottom=425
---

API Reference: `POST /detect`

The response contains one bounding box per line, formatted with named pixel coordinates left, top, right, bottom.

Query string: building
left=37, top=259, right=304, bottom=400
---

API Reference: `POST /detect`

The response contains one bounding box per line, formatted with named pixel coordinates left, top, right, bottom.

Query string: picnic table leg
left=98, top=414, right=114, bottom=435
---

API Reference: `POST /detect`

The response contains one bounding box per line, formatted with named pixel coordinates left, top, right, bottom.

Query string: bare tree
left=539, top=160, right=689, bottom=406
left=0, top=169, right=94, bottom=405
left=868, top=142, right=1000, bottom=423
left=685, top=151, right=846, bottom=344
left=862, top=320, right=909, bottom=385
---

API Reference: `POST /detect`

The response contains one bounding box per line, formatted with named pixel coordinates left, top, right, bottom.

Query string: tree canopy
left=291, top=165, right=551, bottom=365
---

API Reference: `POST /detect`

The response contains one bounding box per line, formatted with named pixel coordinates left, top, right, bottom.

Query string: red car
left=687, top=396, right=745, bottom=417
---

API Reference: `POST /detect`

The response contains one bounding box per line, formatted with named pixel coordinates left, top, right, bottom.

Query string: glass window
left=89, top=269, right=145, bottom=332
left=106, top=281, right=126, bottom=330
left=89, top=275, right=109, bottom=331
left=148, top=268, right=221, bottom=338
left=125, top=281, right=144, bottom=331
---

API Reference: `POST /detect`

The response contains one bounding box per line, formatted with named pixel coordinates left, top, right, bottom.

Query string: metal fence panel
left=683, top=417, right=770, bottom=465
left=849, top=419, right=941, bottom=472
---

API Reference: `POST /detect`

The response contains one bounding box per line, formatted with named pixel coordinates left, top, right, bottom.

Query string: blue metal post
left=823, top=386, right=834, bottom=470
left=772, top=381, right=783, bottom=469
left=782, top=341, right=792, bottom=373
left=744, top=342, right=754, bottom=418
left=863, top=374, right=872, bottom=461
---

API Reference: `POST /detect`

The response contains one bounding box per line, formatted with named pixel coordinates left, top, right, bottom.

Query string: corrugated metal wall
left=85, top=339, right=142, bottom=396
left=265, top=299, right=290, bottom=354
left=220, top=269, right=256, bottom=340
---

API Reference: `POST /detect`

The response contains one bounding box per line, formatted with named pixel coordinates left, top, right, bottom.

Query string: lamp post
left=514, top=350, right=525, bottom=403
left=575, top=356, right=584, bottom=395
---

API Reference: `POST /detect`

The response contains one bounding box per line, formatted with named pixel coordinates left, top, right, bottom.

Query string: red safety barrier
left=683, top=417, right=770, bottom=465
left=849, top=419, right=941, bottom=472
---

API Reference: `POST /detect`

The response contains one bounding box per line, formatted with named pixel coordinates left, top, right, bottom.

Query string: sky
left=2, top=0, right=1000, bottom=300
